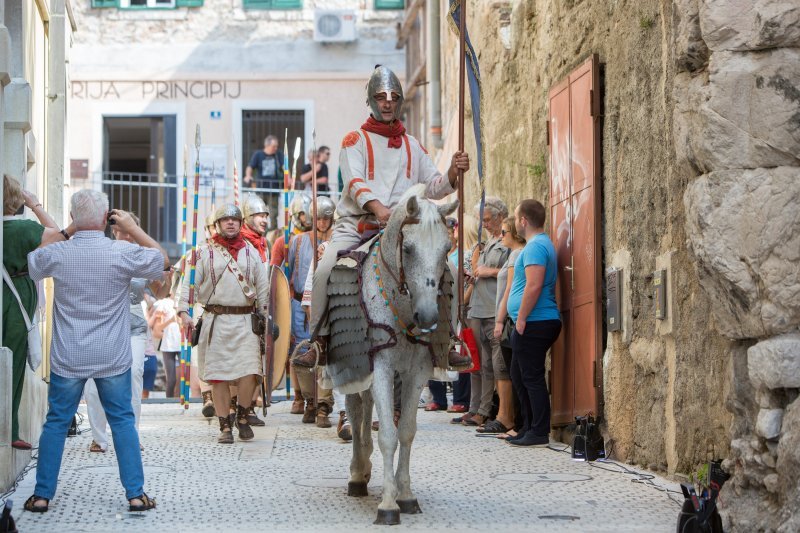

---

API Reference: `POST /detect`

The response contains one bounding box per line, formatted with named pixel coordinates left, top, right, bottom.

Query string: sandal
left=24, top=495, right=49, bottom=513
left=129, top=493, right=157, bottom=512
left=476, top=420, right=511, bottom=434
left=89, top=441, right=106, bottom=453
left=451, top=412, right=475, bottom=425
left=462, top=414, right=485, bottom=427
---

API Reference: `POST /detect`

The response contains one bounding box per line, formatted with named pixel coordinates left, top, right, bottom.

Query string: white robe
left=336, top=128, right=454, bottom=219
left=178, top=241, right=269, bottom=382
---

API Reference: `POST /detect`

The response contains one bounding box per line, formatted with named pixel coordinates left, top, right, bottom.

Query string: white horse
left=337, top=185, right=458, bottom=525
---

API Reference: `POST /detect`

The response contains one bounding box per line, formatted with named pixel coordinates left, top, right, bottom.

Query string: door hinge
left=589, top=89, right=596, bottom=117
left=546, top=119, right=550, bottom=145
left=593, top=360, right=599, bottom=388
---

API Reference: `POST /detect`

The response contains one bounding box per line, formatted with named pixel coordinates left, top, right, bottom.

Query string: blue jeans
left=35, top=369, right=144, bottom=501
left=290, top=299, right=310, bottom=350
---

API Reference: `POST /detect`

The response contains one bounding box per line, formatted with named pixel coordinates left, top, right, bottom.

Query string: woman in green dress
left=3, top=175, right=69, bottom=450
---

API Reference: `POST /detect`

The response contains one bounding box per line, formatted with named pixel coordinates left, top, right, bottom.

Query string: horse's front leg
left=372, top=364, right=401, bottom=525
left=346, top=392, right=370, bottom=497
left=395, top=366, right=428, bottom=514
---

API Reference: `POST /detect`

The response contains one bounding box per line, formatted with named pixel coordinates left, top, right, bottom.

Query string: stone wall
left=675, top=1, right=800, bottom=530
left=438, top=0, right=733, bottom=476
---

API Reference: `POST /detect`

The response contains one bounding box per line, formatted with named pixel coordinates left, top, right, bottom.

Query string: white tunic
left=337, top=129, right=454, bottom=219
left=178, top=241, right=269, bottom=382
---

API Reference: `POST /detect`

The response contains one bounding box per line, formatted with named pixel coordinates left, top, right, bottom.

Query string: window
left=374, top=0, right=404, bottom=10
left=243, top=0, right=302, bottom=9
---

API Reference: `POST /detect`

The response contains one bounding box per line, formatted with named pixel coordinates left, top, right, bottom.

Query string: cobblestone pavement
left=11, top=398, right=682, bottom=532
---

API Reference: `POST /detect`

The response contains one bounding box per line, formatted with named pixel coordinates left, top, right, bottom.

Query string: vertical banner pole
left=456, top=0, right=467, bottom=324
left=185, top=125, right=202, bottom=408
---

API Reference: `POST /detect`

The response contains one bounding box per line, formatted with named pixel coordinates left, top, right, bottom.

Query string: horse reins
left=378, top=214, right=420, bottom=297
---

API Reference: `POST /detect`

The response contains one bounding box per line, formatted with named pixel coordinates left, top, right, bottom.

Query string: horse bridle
left=378, top=213, right=450, bottom=299
left=379, top=214, right=419, bottom=297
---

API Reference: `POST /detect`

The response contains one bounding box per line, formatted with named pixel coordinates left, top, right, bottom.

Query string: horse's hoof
left=347, top=481, right=369, bottom=497
left=397, top=499, right=422, bottom=514
left=374, top=509, right=401, bottom=525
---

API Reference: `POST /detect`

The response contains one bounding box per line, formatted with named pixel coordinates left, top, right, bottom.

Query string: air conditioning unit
left=314, top=10, right=357, bottom=43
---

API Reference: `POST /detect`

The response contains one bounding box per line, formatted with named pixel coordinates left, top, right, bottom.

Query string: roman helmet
left=316, top=196, right=336, bottom=220
left=242, top=193, right=269, bottom=224
left=213, top=204, right=243, bottom=225
left=205, top=211, right=216, bottom=229
left=289, top=193, right=312, bottom=232
left=366, top=65, right=404, bottom=122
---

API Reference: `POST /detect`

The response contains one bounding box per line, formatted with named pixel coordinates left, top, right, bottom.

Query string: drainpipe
left=427, top=0, right=443, bottom=149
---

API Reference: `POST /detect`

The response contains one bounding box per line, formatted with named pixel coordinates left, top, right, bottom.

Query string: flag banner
left=448, top=0, right=487, bottom=239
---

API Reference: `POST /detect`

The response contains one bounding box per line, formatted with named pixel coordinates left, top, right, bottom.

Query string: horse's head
left=381, top=185, right=458, bottom=332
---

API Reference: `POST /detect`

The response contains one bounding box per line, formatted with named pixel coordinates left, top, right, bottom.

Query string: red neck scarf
left=240, top=224, right=267, bottom=262
left=212, top=233, right=247, bottom=260
left=361, top=116, right=406, bottom=149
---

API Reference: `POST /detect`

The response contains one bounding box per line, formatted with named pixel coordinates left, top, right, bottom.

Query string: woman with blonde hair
left=3, top=175, right=70, bottom=450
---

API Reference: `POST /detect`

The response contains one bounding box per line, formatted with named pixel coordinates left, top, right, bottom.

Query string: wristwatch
left=60, top=229, right=70, bottom=240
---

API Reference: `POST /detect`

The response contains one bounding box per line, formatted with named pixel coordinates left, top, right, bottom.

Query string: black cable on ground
left=545, top=440, right=683, bottom=507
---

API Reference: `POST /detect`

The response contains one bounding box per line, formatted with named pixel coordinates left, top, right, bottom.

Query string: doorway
left=241, top=109, right=306, bottom=227
left=547, top=54, right=604, bottom=425
left=102, top=116, right=177, bottom=248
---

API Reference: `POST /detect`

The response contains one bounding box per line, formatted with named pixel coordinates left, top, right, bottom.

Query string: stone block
left=674, top=49, right=800, bottom=171
left=755, top=408, right=783, bottom=440
left=673, top=0, right=709, bottom=72
left=775, top=397, right=800, bottom=527
left=685, top=168, right=800, bottom=339
left=748, top=334, right=800, bottom=389
left=699, top=0, right=800, bottom=51
left=3, top=78, right=32, bottom=131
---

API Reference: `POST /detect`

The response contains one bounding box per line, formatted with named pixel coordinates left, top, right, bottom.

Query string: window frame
left=242, top=0, right=303, bottom=10
left=374, top=0, right=404, bottom=10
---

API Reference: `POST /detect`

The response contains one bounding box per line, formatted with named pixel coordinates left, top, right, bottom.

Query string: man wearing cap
left=296, top=65, right=473, bottom=369
left=178, top=204, right=270, bottom=444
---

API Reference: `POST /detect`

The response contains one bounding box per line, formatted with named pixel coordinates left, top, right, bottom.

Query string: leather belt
left=203, top=305, right=252, bottom=315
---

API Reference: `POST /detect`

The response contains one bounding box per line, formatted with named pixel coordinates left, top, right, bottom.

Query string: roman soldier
left=295, top=65, right=472, bottom=369
left=241, top=193, right=271, bottom=263
left=178, top=204, right=270, bottom=444
left=282, top=195, right=336, bottom=428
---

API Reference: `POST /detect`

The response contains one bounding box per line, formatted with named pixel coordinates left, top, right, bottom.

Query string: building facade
left=68, top=0, right=406, bottom=252
left=1, top=0, right=75, bottom=489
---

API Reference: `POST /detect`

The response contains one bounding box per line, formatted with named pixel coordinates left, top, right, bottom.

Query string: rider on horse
left=294, top=65, right=473, bottom=370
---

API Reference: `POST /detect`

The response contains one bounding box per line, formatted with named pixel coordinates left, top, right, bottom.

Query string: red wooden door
left=547, top=55, right=603, bottom=426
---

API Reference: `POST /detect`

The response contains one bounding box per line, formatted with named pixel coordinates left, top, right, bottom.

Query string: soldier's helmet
left=367, top=65, right=404, bottom=122
left=213, top=204, right=243, bottom=225
left=242, top=193, right=269, bottom=222
left=290, top=193, right=312, bottom=231
left=317, top=196, right=336, bottom=219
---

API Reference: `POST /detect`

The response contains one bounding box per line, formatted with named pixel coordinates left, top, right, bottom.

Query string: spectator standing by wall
left=24, top=190, right=167, bottom=512
left=151, top=298, right=181, bottom=397
left=463, top=198, right=510, bottom=427
left=506, top=200, right=561, bottom=447
left=492, top=217, right=527, bottom=437
left=2, top=175, right=70, bottom=450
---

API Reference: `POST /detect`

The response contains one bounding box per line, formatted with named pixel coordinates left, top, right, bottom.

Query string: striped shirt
left=27, top=230, right=164, bottom=379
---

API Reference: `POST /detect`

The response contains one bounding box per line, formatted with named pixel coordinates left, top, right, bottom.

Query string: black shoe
left=506, top=427, right=529, bottom=441
left=246, top=406, right=265, bottom=427
left=508, top=433, right=549, bottom=447
left=236, top=405, right=254, bottom=441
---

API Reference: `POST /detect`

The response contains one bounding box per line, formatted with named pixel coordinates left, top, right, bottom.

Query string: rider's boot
left=293, top=336, right=328, bottom=368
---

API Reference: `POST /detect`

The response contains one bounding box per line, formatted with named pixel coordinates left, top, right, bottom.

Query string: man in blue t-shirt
left=504, top=199, right=562, bottom=448
left=244, top=135, right=284, bottom=191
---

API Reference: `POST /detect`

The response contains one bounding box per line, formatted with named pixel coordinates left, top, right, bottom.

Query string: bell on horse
left=327, top=184, right=459, bottom=525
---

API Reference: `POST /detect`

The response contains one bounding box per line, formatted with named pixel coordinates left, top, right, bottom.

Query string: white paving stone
left=9, top=400, right=681, bottom=532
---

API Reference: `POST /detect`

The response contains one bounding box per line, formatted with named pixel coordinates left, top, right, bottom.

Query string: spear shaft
left=185, top=125, right=202, bottom=408
left=457, top=0, right=467, bottom=325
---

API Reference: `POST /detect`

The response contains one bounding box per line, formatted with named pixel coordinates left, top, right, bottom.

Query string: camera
left=107, top=209, right=117, bottom=225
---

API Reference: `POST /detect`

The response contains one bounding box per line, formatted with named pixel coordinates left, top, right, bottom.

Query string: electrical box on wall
left=653, top=269, right=667, bottom=320
left=606, top=268, right=622, bottom=332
